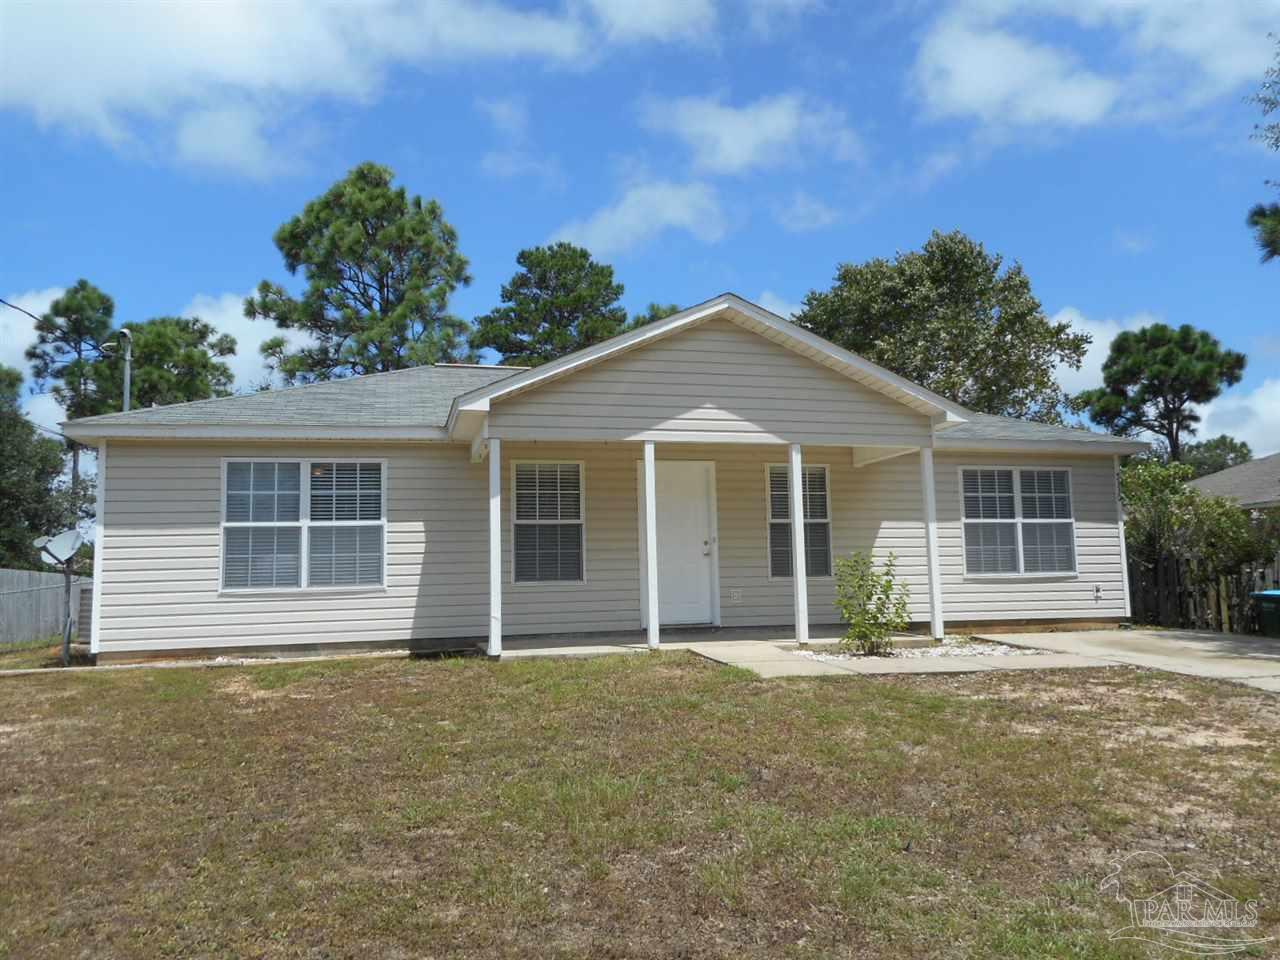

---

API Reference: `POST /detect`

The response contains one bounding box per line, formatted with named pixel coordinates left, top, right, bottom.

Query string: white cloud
left=1112, top=228, right=1153, bottom=255
left=583, top=0, right=716, bottom=40
left=1, top=287, right=72, bottom=434
left=552, top=180, right=726, bottom=256
left=1050, top=305, right=1156, bottom=395
left=745, top=0, right=821, bottom=35
left=914, top=17, right=1118, bottom=128
left=23, top=392, right=68, bottom=437
left=480, top=150, right=564, bottom=186
left=755, top=290, right=804, bottom=320
left=475, top=95, right=562, bottom=187
left=179, top=291, right=314, bottom=391
left=912, top=1, right=1279, bottom=133
left=1197, top=379, right=1280, bottom=457
left=0, top=1, right=597, bottom=178
left=174, top=104, right=286, bottom=180
left=1, top=287, right=62, bottom=376
left=476, top=96, right=530, bottom=140
left=774, top=191, right=840, bottom=232
left=640, top=92, right=862, bottom=175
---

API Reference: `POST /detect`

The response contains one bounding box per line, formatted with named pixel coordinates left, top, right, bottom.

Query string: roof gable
left=447, top=293, right=970, bottom=436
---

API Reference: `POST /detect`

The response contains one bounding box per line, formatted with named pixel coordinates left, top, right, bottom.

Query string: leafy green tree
left=1182, top=435, right=1252, bottom=478
left=1121, top=459, right=1277, bottom=590
left=0, top=365, right=88, bottom=570
left=1077, top=324, right=1246, bottom=461
left=796, top=231, right=1088, bottom=423
left=246, top=162, right=472, bottom=383
left=25, top=280, right=114, bottom=480
left=470, top=242, right=627, bottom=366
left=1248, top=36, right=1280, bottom=261
left=628, top=302, right=682, bottom=331
left=89, top=317, right=236, bottom=411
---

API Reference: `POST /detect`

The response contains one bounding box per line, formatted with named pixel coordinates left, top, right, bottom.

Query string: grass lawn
left=1, top=653, right=1277, bottom=958
left=0, top=638, right=64, bottom=671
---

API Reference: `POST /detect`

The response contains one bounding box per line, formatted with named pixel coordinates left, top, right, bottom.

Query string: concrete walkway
left=681, top=641, right=1113, bottom=678
left=980, top=629, right=1280, bottom=692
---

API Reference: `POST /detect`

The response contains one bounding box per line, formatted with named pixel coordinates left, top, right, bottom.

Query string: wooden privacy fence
left=1128, top=551, right=1280, bottom=633
left=0, top=568, right=92, bottom=645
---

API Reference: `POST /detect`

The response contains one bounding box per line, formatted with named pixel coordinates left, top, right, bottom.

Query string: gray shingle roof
left=1188, top=452, right=1280, bottom=509
left=66, top=364, right=522, bottom=429
left=61, top=342, right=1144, bottom=454
left=936, top=412, right=1143, bottom=449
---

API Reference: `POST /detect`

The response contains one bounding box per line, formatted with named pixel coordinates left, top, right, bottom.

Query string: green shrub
left=833, top=551, right=910, bottom=656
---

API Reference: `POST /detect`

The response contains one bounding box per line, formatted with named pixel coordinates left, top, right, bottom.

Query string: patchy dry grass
left=1, top=654, right=1277, bottom=958
left=0, top=637, right=63, bottom=671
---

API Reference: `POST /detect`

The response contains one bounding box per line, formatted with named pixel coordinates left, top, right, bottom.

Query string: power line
left=0, top=296, right=43, bottom=323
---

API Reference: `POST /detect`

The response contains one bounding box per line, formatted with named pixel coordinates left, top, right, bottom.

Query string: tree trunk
left=70, top=441, right=80, bottom=486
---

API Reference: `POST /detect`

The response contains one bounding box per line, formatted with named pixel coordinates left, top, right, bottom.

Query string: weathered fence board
left=0, top=569, right=92, bottom=645
left=1128, top=550, right=1279, bottom=634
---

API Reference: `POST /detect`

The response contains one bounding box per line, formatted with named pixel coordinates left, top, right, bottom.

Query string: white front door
left=641, top=460, right=718, bottom=625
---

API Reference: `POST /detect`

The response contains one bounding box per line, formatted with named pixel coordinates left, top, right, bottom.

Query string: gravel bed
left=795, top=635, right=1047, bottom=661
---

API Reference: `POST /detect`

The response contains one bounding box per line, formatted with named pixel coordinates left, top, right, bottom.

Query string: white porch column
left=487, top=437, right=502, bottom=657
left=919, top=447, right=944, bottom=640
left=788, top=442, right=809, bottom=645
left=643, top=440, right=660, bottom=649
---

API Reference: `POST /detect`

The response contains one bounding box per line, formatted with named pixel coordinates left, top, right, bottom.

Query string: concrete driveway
left=981, top=629, right=1280, bottom=692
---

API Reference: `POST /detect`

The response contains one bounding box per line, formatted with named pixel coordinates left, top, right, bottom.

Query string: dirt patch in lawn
left=1, top=655, right=1277, bottom=959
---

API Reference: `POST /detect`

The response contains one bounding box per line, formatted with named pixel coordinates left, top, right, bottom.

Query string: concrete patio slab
left=1237, top=676, right=1280, bottom=693
left=980, top=630, right=1280, bottom=690
left=965, top=653, right=1115, bottom=670
left=834, top=657, right=994, bottom=674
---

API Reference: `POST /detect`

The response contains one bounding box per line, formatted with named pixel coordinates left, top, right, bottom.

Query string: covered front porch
left=476, top=437, right=946, bottom=658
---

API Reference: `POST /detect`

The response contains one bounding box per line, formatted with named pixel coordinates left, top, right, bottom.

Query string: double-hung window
left=767, top=464, right=832, bottom=578
left=961, top=467, right=1076, bottom=575
left=513, top=463, right=584, bottom=582
left=308, top=462, right=384, bottom=587
left=221, top=459, right=386, bottom=591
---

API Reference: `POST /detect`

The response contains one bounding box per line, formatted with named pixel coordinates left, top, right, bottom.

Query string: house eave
left=933, top=437, right=1149, bottom=455
left=61, top=422, right=451, bottom=443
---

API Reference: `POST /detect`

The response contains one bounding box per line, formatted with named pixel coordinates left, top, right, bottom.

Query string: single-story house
left=1187, top=452, right=1280, bottom=510
left=63, top=293, right=1146, bottom=662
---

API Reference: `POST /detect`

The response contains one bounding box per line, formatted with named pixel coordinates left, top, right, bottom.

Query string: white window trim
left=957, top=465, right=1078, bottom=579
left=764, top=462, right=833, bottom=580
left=510, top=460, right=587, bottom=586
left=218, top=457, right=389, bottom=595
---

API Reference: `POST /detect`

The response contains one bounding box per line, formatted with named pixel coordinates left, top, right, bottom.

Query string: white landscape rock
left=795, top=635, right=1047, bottom=662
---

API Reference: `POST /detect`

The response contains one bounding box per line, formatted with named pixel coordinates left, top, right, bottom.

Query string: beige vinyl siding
left=486, top=318, right=932, bottom=447
left=933, top=452, right=1127, bottom=620
left=97, top=441, right=1127, bottom=656
left=100, top=441, right=490, bottom=653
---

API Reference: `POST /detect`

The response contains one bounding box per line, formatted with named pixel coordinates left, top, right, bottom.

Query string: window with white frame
left=767, top=464, right=832, bottom=578
left=513, top=463, right=583, bottom=582
left=961, top=467, right=1076, bottom=575
left=221, top=460, right=385, bottom=591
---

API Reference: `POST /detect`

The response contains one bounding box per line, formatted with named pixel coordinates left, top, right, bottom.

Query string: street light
left=102, top=327, right=133, bottom=412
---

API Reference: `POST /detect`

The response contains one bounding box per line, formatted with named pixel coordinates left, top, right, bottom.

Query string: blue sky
left=2, top=0, right=1278, bottom=454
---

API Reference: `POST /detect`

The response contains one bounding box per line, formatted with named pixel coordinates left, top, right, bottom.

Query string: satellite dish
left=36, top=529, right=83, bottom=566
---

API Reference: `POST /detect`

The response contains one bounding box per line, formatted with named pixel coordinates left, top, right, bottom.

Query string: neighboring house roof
left=62, top=364, right=522, bottom=441
left=1187, top=452, right=1280, bottom=509
left=60, top=291, right=1146, bottom=455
